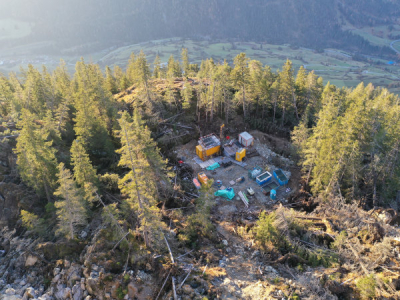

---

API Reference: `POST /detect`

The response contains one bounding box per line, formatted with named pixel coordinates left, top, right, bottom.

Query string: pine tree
left=53, top=60, right=72, bottom=134
left=54, top=163, right=87, bottom=239
left=181, top=48, right=190, bottom=76
left=116, top=111, right=167, bottom=248
left=0, top=75, right=14, bottom=116
left=70, top=139, right=99, bottom=202
left=153, top=54, right=162, bottom=79
left=232, top=53, right=250, bottom=119
left=278, top=59, right=297, bottom=126
left=72, top=59, right=114, bottom=156
left=105, top=65, right=118, bottom=94
left=181, top=80, right=193, bottom=110
left=14, top=110, right=58, bottom=201
left=126, top=52, right=136, bottom=84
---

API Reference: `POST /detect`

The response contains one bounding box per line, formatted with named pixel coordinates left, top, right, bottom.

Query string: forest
left=1, top=50, right=400, bottom=299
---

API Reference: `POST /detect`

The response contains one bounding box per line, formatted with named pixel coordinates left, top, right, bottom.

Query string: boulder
left=25, top=255, right=38, bottom=267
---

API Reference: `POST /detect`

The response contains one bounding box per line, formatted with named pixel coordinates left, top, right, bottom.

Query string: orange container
left=198, top=172, right=208, bottom=185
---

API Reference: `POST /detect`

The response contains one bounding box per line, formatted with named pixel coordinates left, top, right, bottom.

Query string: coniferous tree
left=72, top=59, right=114, bottom=156
left=0, top=75, right=14, bottom=116
left=70, top=139, right=99, bottom=202
left=104, top=65, right=118, bottom=94
left=54, top=163, right=87, bottom=239
left=116, top=111, right=167, bottom=248
left=278, top=59, right=296, bottom=125
left=153, top=55, right=162, bottom=79
left=232, top=53, right=250, bottom=119
left=15, top=110, right=58, bottom=202
left=181, top=48, right=190, bottom=76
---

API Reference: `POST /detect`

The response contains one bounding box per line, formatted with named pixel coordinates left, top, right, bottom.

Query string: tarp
left=214, top=187, right=235, bottom=200
left=206, top=162, right=220, bottom=170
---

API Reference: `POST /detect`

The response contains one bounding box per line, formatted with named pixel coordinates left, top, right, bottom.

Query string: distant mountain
left=1, top=0, right=399, bottom=57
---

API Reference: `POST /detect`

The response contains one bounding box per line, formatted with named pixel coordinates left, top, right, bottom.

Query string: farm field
left=1, top=38, right=399, bottom=93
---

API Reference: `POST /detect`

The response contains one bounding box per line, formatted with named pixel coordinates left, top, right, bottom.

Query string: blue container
left=270, top=189, right=277, bottom=200
left=256, top=171, right=272, bottom=186
left=273, top=169, right=289, bottom=186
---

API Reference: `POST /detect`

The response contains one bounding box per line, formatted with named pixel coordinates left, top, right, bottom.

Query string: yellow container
left=235, top=148, right=246, bottom=162
left=205, top=145, right=220, bottom=157
left=196, top=144, right=220, bottom=161
left=196, top=145, right=205, bottom=160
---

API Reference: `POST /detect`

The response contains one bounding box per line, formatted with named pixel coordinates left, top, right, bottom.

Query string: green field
left=1, top=38, right=400, bottom=94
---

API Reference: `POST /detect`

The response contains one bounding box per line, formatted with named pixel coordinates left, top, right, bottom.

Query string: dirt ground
left=174, top=130, right=300, bottom=211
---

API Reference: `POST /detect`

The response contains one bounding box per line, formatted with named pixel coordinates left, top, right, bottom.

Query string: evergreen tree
left=70, top=139, right=99, bottom=202
left=72, top=59, right=114, bottom=157
left=181, top=48, right=190, bottom=76
left=153, top=54, right=162, bottom=79
left=278, top=59, right=297, bottom=126
left=54, top=163, right=87, bottom=239
left=181, top=80, right=193, bottom=110
left=116, top=111, right=167, bottom=248
left=0, top=75, right=14, bottom=116
left=14, top=110, right=58, bottom=202
left=232, top=53, right=250, bottom=119
left=105, top=65, right=118, bottom=94
left=126, top=52, right=136, bottom=84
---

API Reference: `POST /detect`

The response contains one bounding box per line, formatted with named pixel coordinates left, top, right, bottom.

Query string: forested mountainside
left=1, top=51, right=400, bottom=298
left=1, top=0, right=398, bottom=57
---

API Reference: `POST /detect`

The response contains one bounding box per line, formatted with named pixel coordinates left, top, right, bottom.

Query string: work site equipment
left=193, top=178, right=201, bottom=189
left=198, top=172, right=209, bottom=185
left=248, top=166, right=262, bottom=180
left=256, top=171, right=272, bottom=186
left=239, top=132, right=254, bottom=147
left=214, top=187, right=235, bottom=200
left=196, top=134, right=221, bottom=161
left=238, top=191, right=249, bottom=208
left=273, top=169, right=289, bottom=186
left=247, top=187, right=255, bottom=196
left=235, top=148, right=246, bottom=162
left=236, top=176, right=245, bottom=184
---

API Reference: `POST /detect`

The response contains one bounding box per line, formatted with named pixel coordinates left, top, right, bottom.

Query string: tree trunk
left=292, top=91, right=299, bottom=121
left=273, top=94, right=277, bottom=123
left=281, top=106, right=286, bottom=127
left=42, top=176, right=51, bottom=203
left=242, top=85, right=246, bottom=119
left=211, top=82, right=215, bottom=123
left=372, top=151, right=378, bottom=208
left=224, top=89, right=229, bottom=125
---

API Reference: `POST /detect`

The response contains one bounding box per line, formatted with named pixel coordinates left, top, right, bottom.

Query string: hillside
left=1, top=0, right=399, bottom=57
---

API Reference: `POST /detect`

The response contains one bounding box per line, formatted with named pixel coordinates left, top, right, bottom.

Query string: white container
left=239, top=132, right=254, bottom=147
